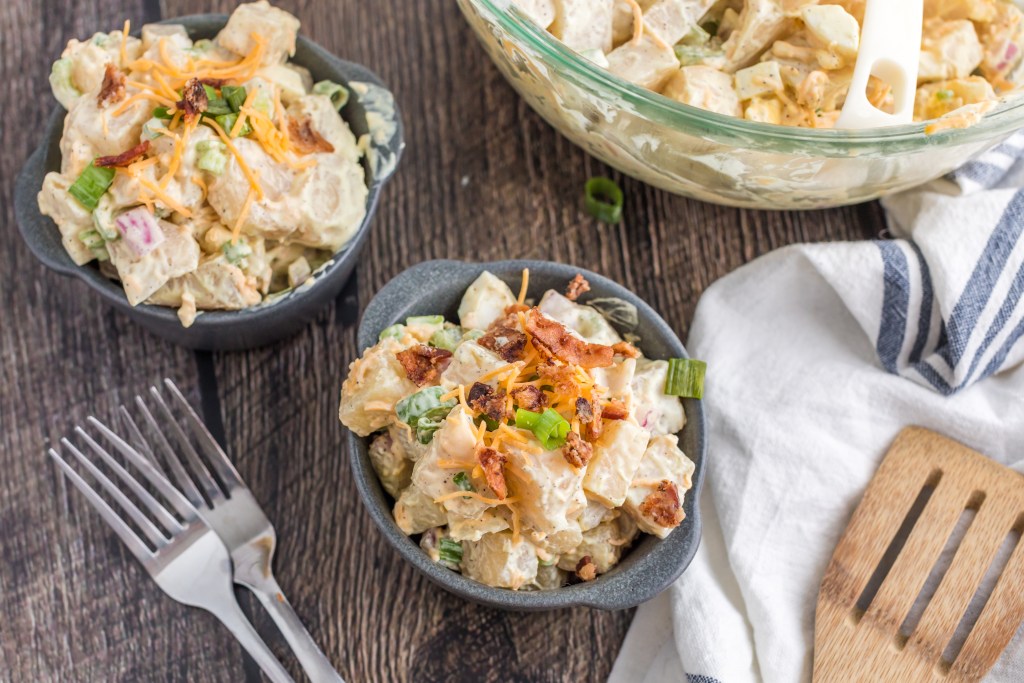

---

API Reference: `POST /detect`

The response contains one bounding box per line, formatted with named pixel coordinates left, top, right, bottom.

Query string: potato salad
left=38, top=2, right=367, bottom=326
left=339, top=271, right=701, bottom=590
left=514, top=0, right=1024, bottom=127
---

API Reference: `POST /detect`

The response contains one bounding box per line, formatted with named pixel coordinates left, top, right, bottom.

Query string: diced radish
left=116, top=207, right=165, bottom=257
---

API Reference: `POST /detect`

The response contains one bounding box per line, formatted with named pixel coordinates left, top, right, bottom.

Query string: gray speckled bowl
left=347, top=259, right=707, bottom=611
left=14, top=15, right=403, bottom=351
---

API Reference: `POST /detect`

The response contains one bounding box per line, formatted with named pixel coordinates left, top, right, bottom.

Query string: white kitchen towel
left=609, top=132, right=1024, bottom=683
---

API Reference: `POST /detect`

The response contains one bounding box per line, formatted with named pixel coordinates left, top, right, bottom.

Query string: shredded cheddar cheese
left=517, top=268, right=530, bottom=306
left=232, top=186, right=256, bottom=240
left=205, top=118, right=264, bottom=199
left=136, top=176, right=192, bottom=218
left=120, top=20, right=130, bottom=66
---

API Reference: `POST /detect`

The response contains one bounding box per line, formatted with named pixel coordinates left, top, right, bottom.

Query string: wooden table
left=0, top=1, right=884, bottom=681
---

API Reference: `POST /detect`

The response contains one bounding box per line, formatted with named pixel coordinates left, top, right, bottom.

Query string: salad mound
left=514, top=0, right=1024, bottom=128
left=38, top=1, right=368, bottom=326
left=339, top=270, right=703, bottom=591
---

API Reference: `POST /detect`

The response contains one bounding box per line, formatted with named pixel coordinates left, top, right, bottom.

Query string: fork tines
left=49, top=411, right=199, bottom=565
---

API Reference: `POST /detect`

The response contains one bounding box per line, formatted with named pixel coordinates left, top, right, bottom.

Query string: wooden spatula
left=814, top=427, right=1024, bottom=682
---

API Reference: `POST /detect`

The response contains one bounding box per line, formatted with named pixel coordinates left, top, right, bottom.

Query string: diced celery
left=312, top=80, right=350, bottom=109
left=197, top=139, right=228, bottom=175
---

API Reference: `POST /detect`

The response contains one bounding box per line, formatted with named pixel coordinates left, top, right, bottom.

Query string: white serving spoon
left=835, top=0, right=924, bottom=129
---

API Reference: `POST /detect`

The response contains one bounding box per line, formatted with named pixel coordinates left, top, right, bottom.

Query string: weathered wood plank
left=0, top=0, right=884, bottom=681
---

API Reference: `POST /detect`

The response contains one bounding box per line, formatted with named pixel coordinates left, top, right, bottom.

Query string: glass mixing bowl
left=459, top=0, right=1024, bottom=209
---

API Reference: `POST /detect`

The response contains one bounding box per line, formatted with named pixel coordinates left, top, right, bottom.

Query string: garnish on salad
left=38, top=2, right=369, bottom=326
left=514, top=0, right=1024, bottom=128
left=339, top=270, right=701, bottom=590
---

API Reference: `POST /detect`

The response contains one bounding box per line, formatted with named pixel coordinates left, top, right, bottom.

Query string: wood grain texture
left=0, top=0, right=882, bottom=681
left=814, top=428, right=1024, bottom=683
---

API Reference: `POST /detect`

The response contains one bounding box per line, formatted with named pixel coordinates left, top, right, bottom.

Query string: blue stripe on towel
left=959, top=260, right=1024, bottom=388
left=876, top=241, right=910, bottom=373
left=980, top=314, right=1024, bottom=381
left=941, top=191, right=1024, bottom=370
left=908, top=242, right=934, bottom=364
left=953, top=160, right=1011, bottom=189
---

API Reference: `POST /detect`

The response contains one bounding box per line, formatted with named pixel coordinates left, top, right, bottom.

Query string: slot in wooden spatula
left=814, top=427, right=1024, bottom=682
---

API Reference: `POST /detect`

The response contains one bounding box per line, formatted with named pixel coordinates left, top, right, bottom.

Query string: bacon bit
left=476, top=446, right=508, bottom=499
left=95, top=141, right=151, bottom=168
left=178, top=77, right=208, bottom=123
left=537, top=362, right=579, bottom=396
left=199, top=77, right=229, bottom=87
left=562, top=431, right=593, bottom=468
left=511, top=385, right=547, bottom=412
left=612, top=341, right=641, bottom=359
left=525, top=309, right=614, bottom=368
left=478, top=320, right=528, bottom=363
left=565, top=274, right=591, bottom=301
left=288, top=116, right=335, bottom=154
left=575, top=398, right=594, bottom=424
left=504, top=302, right=530, bottom=315
left=97, top=64, right=126, bottom=106
left=396, top=345, right=453, bottom=386
left=467, top=382, right=508, bottom=423
left=639, top=481, right=684, bottom=529
left=601, top=400, right=629, bottom=421
left=575, top=555, right=598, bottom=582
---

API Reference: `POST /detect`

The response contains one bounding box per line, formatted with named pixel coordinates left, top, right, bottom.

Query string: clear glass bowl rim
left=466, top=0, right=1024, bottom=153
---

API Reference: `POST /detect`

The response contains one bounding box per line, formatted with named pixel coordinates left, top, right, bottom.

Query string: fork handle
left=244, top=575, right=344, bottom=683
left=213, top=598, right=295, bottom=683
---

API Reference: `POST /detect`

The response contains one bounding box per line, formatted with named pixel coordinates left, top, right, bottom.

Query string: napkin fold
left=610, top=132, right=1024, bottom=683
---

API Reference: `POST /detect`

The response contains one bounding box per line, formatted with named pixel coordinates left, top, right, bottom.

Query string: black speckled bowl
left=347, top=259, right=707, bottom=611
left=14, top=15, right=403, bottom=351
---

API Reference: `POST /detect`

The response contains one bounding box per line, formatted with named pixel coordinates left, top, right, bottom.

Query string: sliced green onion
left=396, top=387, right=457, bottom=444
left=196, top=139, right=228, bottom=175
left=313, top=80, right=350, bottom=109
left=585, top=177, right=624, bottom=224
left=429, top=326, right=464, bottom=352
left=438, top=537, right=463, bottom=566
left=222, top=239, right=252, bottom=266
left=222, top=85, right=247, bottom=112
left=475, top=414, right=500, bottom=432
left=935, top=89, right=954, bottom=101
left=49, top=58, right=82, bottom=109
left=204, top=97, right=233, bottom=117
left=515, top=408, right=571, bottom=450
left=68, top=162, right=116, bottom=211
left=452, top=471, right=473, bottom=491
left=214, top=112, right=252, bottom=138
left=77, top=228, right=105, bottom=250
left=407, top=315, right=445, bottom=326
left=152, top=106, right=173, bottom=120
left=664, top=358, right=707, bottom=399
left=202, top=84, right=219, bottom=100
left=189, top=39, right=214, bottom=55
left=378, top=324, right=404, bottom=341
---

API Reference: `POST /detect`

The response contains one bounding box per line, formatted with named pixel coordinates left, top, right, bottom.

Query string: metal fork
left=123, top=380, right=342, bottom=683
left=49, top=419, right=293, bottom=683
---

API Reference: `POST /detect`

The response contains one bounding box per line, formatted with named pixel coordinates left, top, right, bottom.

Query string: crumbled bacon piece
left=639, top=481, right=685, bottom=529
left=562, top=432, right=593, bottom=468
left=504, top=302, right=530, bottom=315
left=524, top=309, right=614, bottom=368
left=476, top=446, right=508, bottom=499
left=94, top=141, right=151, bottom=168
left=612, top=341, right=641, bottom=359
left=199, top=77, right=229, bottom=87
left=601, top=400, right=629, bottom=421
left=478, top=321, right=527, bottom=363
left=511, top=385, right=547, bottom=412
left=575, top=398, right=594, bottom=424
left=289, top=116, right=335, bottom=154
left=177, top=77, right=209, bottom=123
left=97, top=64, right=126, bottom=106
left=565, top=274, right=591, bottom=301
left=575, top=556, right=598, bottom=582
left=396, top=345, right=452, bottom=386
left=537, top=362, right=578, bottom=396
left=467, top=382, right=507, bottom=423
